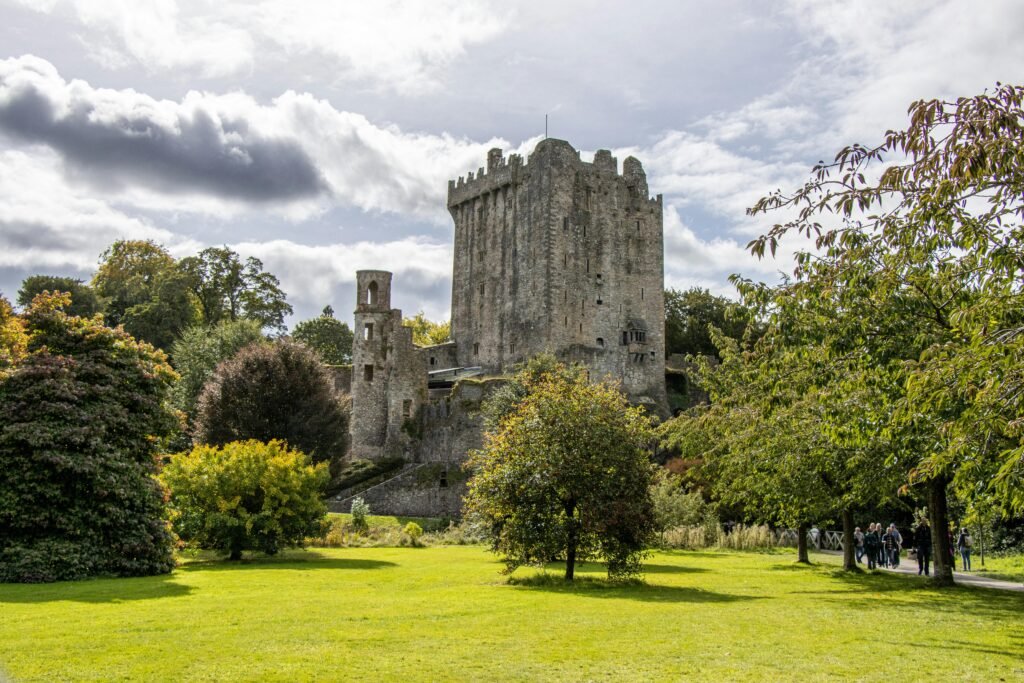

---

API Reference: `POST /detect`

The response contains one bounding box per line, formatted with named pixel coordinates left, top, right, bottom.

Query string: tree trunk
left=928, top=476, right=954, bottom=587
left=229, top=537, right=243, bottom=561
left=564, top=502, right=577, bottom=581
left=796, top=522, right=810, bottom=564
left=841, top=509, right=857, bottom=571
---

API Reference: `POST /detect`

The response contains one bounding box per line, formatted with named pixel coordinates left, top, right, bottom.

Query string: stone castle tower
left=446, top=138, right=667, bottom=411
left=340, top=138, right=668, bottom=514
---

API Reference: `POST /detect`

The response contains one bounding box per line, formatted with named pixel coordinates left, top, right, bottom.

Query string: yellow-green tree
left=161, top=440, right=328, bottom=560
left=402, top=311, right=450, bottom=346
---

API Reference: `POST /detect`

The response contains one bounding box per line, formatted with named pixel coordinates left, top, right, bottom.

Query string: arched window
left=366, top=281, right=378, bottom=306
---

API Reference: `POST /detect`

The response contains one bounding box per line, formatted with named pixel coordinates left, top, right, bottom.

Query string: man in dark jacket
left=916, top=520, right=933, bottom=576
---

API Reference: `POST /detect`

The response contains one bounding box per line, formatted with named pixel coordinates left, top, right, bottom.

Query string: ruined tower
left=446, top=139, right=667, bottom=413
left=350, top=270, right=426, bottom=460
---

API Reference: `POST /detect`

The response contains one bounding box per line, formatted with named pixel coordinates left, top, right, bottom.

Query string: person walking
left=958, top=528, right=973, bottom=571
left=916, top=519, right=932, bottom=576
left=864, top=524, right=880, bottom=569
left=881, top=525, right=897, bottom=569
left=889, top=524, right=903, bottom=568
left=854, top=526, right=865, bottom=564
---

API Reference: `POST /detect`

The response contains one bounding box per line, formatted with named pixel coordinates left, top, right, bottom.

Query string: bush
left=350, top=497, right=370, bottom=532
left=403, top=522, right=424, bottom=546
left=0, top=294, right=178, bottom=582
left=194, top=341, right=349, bottom=465
left=161, top=440, right=329, bottom=560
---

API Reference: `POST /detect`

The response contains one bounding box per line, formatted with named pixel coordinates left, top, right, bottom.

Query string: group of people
left=853, top=523, right=904, bottom=570
left=851, top=522, right=975, bottom=576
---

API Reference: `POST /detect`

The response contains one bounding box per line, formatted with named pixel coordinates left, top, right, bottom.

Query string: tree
left=292, top=306, right=354, bottom=364
left=0, top=293, right=177, bottom=582
left=161, top=440, right=328, bottom=560
left=402, top=311, right=451, bottom=346
left=744, top=83, right=1024, bottom=583
left=169, top=319, right=266, bottom=425
left=0, top=294, right=26, bottom=378
left=465, top=362, right=657, bottom=580
left=664, top=287, right=759, bottom=359
left=91, top=240, right=199, bottom=350
left=193, top=341, right=349, bottom=465
left=16, top=276, right=101, bottom=318
left=179, top=246, right=292, bottom=332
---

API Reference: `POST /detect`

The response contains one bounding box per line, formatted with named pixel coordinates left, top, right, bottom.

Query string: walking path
left=882, top=561, right=1024, bottom=592
left=818, top=551, right=1024, bottom=592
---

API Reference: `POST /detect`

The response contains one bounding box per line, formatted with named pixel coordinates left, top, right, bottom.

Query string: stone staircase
left=328, top=463, right=427, bottom=513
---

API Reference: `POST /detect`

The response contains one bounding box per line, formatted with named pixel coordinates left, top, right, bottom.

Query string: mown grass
left=325, top=512, right=447, bottom=531
left=1, top=547, right=1022, bottom=681
left=972, top=553, right=1024, bottom=584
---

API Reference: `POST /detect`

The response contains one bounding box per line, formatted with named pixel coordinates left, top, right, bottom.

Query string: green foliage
left=160, top=440, right=328, bottom=560
left=17, top=275, right=101, bottom=318
left=402, top=311, right=451, bottom=346
left=745, top=83, right=1024, bottom=516
left=403, top=522, right=424, bottom=545
left=650, top=470, right=716, bottom=531
left=91, top=240, right=199, bottom=350
left=292, top=307, right=354, bottom=364
left=0, top=293, right=177, bottom=582
left=664, top=287, right=760, bottom=359
left=179, top=246, right=292, bottom=333
left=350, top=497, right=370, bottom=532
left=479, top=352, right=587, bottom=430
left=169, top=318, right=266, bottom=423
left=466, top=361, right=657, bottom=580
left=193, top=340, right=349, bottom=464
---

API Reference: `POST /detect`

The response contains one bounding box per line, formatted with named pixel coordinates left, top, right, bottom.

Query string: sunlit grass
left=1, top=547, right=1021, bottom=681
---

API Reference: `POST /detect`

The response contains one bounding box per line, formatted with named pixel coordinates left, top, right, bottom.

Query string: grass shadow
left=178, top=554, right=398, bottom=573
left=641, top=563, right=709, bottom=575
left=505, top=572, right=757, bottom=604
left=0, top=572, right=192, bottom=604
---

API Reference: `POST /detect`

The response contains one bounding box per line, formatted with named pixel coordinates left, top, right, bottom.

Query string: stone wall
left=329, top=463, right=467, bottom=518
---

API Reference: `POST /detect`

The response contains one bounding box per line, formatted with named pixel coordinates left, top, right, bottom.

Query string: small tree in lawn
left=466, top=364, right=657, bottom=580
left=161, top=440, right=329, bottom=560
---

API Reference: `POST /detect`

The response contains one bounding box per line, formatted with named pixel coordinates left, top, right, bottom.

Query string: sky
left=0, top=0, right=1021, bottom=327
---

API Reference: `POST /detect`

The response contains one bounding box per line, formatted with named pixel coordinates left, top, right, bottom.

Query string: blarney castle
left=332, top=138, right=667, bottom=516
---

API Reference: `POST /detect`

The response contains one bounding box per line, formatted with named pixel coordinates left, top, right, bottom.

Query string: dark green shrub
left=0, top=293, right=178, bottom=582
left=161, top=440, right=329, bottom=560
left=193, top=341, right=349, bottom=464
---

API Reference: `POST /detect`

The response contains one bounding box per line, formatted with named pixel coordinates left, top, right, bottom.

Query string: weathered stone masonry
left=336, top=139, right=667, bottom=516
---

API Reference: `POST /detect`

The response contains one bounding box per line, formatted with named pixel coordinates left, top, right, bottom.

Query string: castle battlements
left=447, top=139, right=662, bottom=210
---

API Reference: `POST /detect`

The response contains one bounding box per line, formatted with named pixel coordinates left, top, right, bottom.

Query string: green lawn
left=972, top=553, right=1024, bottom=584
left=1, top=547, right=1022, bottom=681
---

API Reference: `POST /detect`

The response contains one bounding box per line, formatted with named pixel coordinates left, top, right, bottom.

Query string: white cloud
left=235, top=238, right=453, bottom=324
left=14, top=0, right=510, bottom=94
left=0, top=147, right=201, bottom=272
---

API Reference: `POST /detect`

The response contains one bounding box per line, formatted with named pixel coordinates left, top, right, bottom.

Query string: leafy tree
left=169, top=319, right=267, bottom=424
left=161, top=440, right=328, bottom=560
left=480, top=352, right=587, bottom=430
left=292, top=306, right=354, bottom=364
left=466, top=362, right=657, bottom=580
left=650, top=470, right=717, bottom=538
left=16, top=276, right=101, bottom=318
left=0, top=294, right=27, bottom=378
left=664, top=287, right=760, bottom=359
left=91, top=240, right=199, bottom=350
left=402, top=311, right=451, bottom=346
left=743, top=83, right=1024, bottom=582
left=0, top=293, right=177, bottom=582
left=193, top=340, right=349, bottom=465
left=179, top=246, right=292, bottom=332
